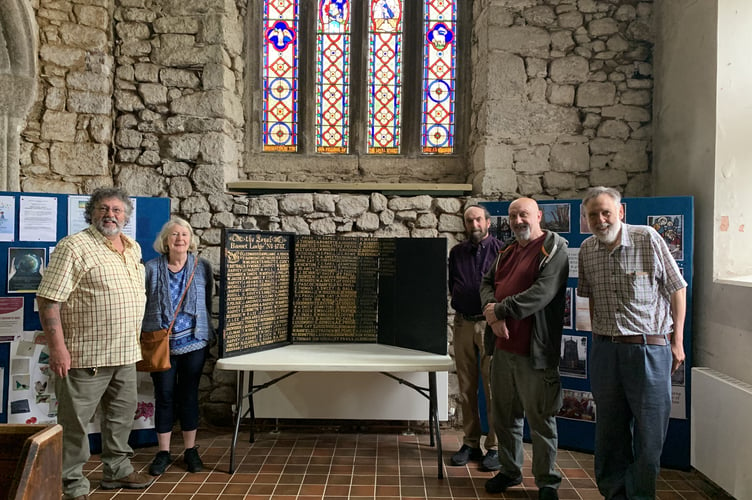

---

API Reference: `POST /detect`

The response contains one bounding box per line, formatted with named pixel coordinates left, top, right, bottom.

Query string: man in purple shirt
left=448, top=205, right=504, bottom=470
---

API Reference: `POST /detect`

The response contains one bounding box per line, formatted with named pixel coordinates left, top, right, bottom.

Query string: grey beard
left=95, top=218, right=123, bottom=237
left=514, top=226, right=531, bottom=242
left=469, top=230, right=485, bottom=243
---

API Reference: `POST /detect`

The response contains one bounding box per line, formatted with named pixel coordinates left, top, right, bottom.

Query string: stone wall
left=111, top=0, right=244, bottom=202
left=471, top=0, right=654, bottom=198
left=3, top=0, right=656, bottom=427
left=19, top=0, right=114, bottom=194
left=20, top=0, right=244, bottom=201
left=17, top=0, right=657, bottom=206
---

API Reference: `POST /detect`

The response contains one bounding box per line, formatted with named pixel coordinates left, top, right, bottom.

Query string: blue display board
left=0, top=192, right=170, bottom=449
left=481, top=196, right=694, bottom=470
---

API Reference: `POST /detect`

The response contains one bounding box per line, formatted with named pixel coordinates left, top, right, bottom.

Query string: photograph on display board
left=8, top=332, right=57, bottom=424
left=648, top=215, right=684, bottom=261
left=0, top=296, right=24, bottom=342
left=575, top=291, right=592, bottom=332
left=558, top=388, right=596, bottom=422
left=560, top=334, right=587, bottom=379
left=490, top=215, right=512, bottom=243
left=540, top=203, right=570, bottom=233
left=0, top=195, right=15, bottom=242
left=563, top=287, right=573, bottom=329
left=6, top=330, right=156, bottom=429
left=7, top=247, right=45, bottom=293
left=579, top=204, right=590, bottom=233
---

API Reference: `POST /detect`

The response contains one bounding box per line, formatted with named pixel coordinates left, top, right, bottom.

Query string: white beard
left=594, top=222, right=620, bottom=245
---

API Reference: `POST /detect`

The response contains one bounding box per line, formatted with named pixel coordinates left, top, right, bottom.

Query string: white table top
left=216, top=343, right=454, bottom=372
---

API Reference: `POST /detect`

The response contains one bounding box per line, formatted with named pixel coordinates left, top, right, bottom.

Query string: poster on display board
left=6, top=331, right=157, bottom=433
left=0, top=191, right=170, bottom=451
left=481, top=196, right=694, bottom=470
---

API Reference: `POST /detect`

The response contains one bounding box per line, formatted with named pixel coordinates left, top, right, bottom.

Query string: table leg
left=248, top=371, right=255, bottom=443
left=229, top=370, right=245, bottom=474
left=428, top=376, right=435, bottom=447
left=429, top=371, right=444, bottom=479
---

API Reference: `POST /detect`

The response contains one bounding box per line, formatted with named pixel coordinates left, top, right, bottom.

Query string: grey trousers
left=490, top=348, right=562, bottom=489
left=56, top=364, right=138, bottom=499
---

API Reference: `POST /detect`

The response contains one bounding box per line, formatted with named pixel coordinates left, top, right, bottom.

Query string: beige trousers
left=453, top=315, right=496, bottom=450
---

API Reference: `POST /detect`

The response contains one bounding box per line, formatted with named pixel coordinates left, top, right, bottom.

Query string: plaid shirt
left=578, top=223, right=686, bottom=337
left=37, top=226, right=146, bottom=368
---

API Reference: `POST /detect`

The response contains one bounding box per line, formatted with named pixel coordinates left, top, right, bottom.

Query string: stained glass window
left=367, top=0, right=403, bottom=155
left=262, top=0, right=299, bottom=152
left=316, top=1, right=352, bottom=154
left=260, top=0, right=459, bottom=156
left=422, top=0, right=456, bottom=154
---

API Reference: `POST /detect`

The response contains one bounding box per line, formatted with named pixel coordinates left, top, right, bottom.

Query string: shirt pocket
left=624, top=271, right=653, bottom=307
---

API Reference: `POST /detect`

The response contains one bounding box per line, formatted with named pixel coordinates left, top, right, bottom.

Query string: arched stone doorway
left=0, top=0, right=37, bottom=191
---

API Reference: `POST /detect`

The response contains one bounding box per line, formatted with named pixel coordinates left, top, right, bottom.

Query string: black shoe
left=539, top=486, right=559, bottom=500
left=184, top=446, right=204, bottom=473
left=485, top=472, right=523, bottom=493
left=149, top=450, right=172, bottom=476
left=481, top=449, right=501, bottom=471
left=450, top=444, right=483, bottom=466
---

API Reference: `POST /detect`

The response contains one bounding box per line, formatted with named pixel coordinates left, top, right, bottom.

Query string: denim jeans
left=151, top=347, right=206, bottom=433
left=590, top=336, right=672, bottom=500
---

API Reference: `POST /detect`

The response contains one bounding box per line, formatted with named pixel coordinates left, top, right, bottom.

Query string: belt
left=596, top=334, right=669, bottom=346
left=460, top=313, right=485, bottom=322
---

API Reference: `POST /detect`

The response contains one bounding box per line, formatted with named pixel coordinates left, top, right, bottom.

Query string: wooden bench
left=0, top=424, right=62, bottom=500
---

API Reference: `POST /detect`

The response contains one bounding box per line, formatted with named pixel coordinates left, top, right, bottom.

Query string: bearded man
left=37, top=187, right=153, bottom=500
left=578, top=186, right=686, bottom=500
left=447, top=205, right=503, bottom=470
left=479, top=198, right=568, bottom=500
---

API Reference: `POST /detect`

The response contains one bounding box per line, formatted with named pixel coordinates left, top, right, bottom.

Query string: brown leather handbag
left=136, top=263, right=196, bottom=372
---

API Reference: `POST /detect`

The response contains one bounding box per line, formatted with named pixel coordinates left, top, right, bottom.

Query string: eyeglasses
left=96, top=206, right=124, bottom=215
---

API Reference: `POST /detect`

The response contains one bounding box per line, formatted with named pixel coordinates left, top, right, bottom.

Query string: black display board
left=219, top=230, right=447, bottom=357
left=481, top=196, right=694, bottom=470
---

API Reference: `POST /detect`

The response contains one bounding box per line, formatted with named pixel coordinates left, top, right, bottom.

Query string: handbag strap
left=166, top=260, right=198, bottom=335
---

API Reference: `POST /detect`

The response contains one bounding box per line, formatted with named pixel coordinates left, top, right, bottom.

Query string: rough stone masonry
left=0, top=0, right=655, bottom=426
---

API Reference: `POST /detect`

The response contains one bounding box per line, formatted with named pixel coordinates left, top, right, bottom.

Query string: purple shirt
left=449, top=235, right=503, bottom=315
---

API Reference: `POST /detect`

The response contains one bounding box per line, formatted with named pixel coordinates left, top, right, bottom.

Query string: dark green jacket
left=480, top=230, right=569, bottom=370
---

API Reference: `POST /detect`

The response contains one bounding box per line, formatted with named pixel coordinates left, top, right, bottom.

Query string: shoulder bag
left=136, top=262, right=197, bottom=372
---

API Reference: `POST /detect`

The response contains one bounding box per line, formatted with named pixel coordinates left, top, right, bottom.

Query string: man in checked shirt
left=36, top=188, right=154, bottom=500
left=578, top=186, right=687, bottom=500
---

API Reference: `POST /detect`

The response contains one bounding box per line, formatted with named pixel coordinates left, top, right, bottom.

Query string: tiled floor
left=82, top=427, right=732, bottom=499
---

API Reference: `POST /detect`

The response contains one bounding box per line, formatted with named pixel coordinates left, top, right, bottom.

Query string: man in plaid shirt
left=37, top=187, right=153, bottom=500
left=578, top=186, right=687, bottom=500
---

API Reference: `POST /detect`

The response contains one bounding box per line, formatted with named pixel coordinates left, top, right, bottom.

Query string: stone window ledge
left=227, top=181, right=473, bottom=196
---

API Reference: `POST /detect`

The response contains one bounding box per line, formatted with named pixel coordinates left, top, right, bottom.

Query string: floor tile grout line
left=75, top=429, right=731, bottom=500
